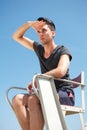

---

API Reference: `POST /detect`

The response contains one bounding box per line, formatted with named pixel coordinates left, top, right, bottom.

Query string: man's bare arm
left=13, top=21, right=35, bottom=50
left=45, top=54, right=70, bottom=78
left=12, top=21, right=45, bottom=50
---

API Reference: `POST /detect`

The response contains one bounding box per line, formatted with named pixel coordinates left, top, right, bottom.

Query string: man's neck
left=43, top=41, right=57, bottom=58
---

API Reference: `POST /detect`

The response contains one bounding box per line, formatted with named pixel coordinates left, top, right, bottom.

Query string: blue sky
left=0, top=0, right=87, bottom=130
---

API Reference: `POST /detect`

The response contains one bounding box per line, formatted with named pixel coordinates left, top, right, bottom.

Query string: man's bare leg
left=12, top=94, right=30, bottom=130
left=28, top=94, right=44, bottom=130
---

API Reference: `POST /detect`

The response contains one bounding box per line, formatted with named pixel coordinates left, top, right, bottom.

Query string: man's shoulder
left=56, top=44, right=70, bottom=51
left=33, top=41, right=44, bottom=52
left=56, top=45, right=65, bottom=51
left=34, top=41, right=42, bottom=47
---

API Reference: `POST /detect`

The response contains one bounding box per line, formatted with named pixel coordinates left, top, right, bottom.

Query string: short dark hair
left=37, top=17, right=56, bottom=31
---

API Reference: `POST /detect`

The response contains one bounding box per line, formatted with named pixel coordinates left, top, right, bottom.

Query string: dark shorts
left=57, top=89, right=75, bottom=106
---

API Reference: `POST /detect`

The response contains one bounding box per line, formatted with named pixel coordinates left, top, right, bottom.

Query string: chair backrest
left=72, top=71, right=85, bottom=88
left=72, top=74, right=81, bottom=88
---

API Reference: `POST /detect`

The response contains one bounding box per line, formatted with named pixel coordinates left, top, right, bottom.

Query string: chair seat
left=61, top=105, right=85, bottom=115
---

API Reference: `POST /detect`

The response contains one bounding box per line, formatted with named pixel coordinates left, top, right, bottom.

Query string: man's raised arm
left=12, top=20, right=45, bottom=50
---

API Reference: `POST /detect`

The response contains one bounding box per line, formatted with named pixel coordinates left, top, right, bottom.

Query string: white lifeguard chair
left=6, top=71, right=86, bottom=130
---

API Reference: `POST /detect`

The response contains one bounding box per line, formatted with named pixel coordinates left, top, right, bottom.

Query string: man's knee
left=12, top=94, right=23, bottom=108
left=28, top=95, right=40, bottom=111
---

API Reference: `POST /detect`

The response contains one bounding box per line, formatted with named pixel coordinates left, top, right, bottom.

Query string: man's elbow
left=57, top=68, right=67, bottom=78
left=12, top=33, right=21, bottom=42
left=12, top=33, right=17, bottom=40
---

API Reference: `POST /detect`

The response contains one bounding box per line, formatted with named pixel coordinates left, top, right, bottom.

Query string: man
left=12, top=17, right=74, bottom=130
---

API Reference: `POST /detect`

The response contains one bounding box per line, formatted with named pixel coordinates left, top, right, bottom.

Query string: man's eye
left=42, top=29, right=46, bottom=33
left=37, top=31, right=40, bottom=33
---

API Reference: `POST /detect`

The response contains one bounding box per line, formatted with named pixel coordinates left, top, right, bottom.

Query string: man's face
left=37, top=24, right=55, bottom=45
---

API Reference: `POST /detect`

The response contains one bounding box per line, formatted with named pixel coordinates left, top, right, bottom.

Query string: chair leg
left=79, top=113, right=85, bottom=130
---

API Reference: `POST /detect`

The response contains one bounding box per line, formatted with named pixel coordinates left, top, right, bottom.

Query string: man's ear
left=52, top=31, right=56, bottom=37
